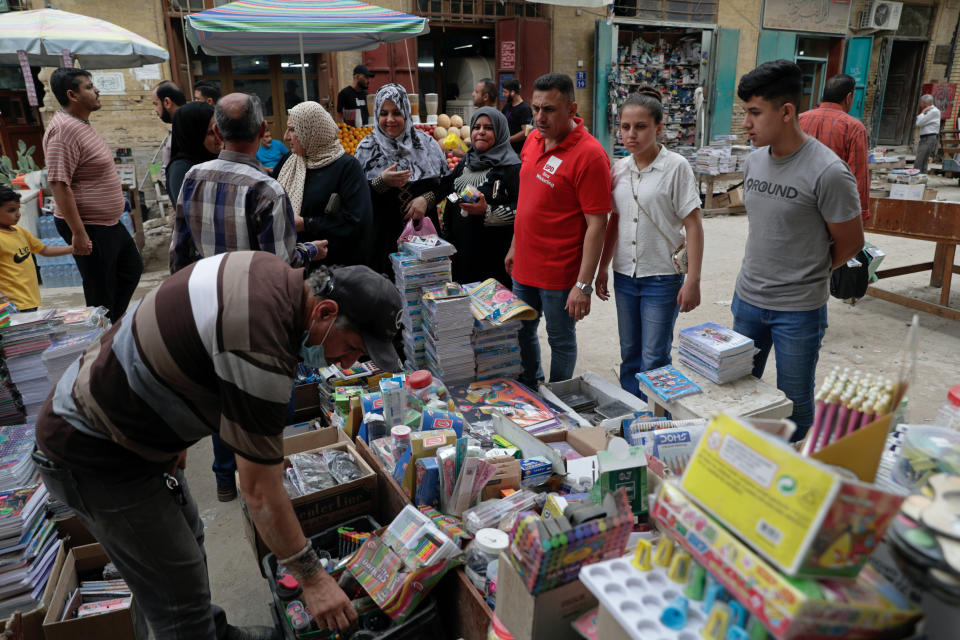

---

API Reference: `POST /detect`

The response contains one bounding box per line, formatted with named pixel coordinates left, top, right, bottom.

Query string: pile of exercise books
left=400, top=235, right=457, bottom=260
left=636, top=365, right=702, bottom=402
left=1, top=311, right=65, bottom=420
left=0, top=482, right=58, bottom=618
left=60, top=576, right=132, bottom=621
left=50, top=306, right=109, bottom=335
left=677, top=322, right=755, bottom=384
left=421, top=284, right=475, bottom=387
left=390, top=252, right=452, bottom=369
left=0, top=364, right=25, bottom=427
left=472, top=318, right=521, bottom=381
left=42, top=328, right=103, bottom=386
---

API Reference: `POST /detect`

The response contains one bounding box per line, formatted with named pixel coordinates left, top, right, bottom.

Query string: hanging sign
left=576, top=71, right=587, bottom=89
left=500, top=41, right=516, bottom=70
left=61, top=49, right=73, bottom=68
left=16, top=50, right=38, bottom=107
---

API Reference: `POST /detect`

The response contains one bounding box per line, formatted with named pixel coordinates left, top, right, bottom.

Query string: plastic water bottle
left=935, top=386, right=960, bottom=430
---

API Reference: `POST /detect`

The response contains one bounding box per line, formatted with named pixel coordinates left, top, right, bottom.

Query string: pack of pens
left=508, top=488, right=633, bottom=594
left=345, top=505, right=463, bottom=622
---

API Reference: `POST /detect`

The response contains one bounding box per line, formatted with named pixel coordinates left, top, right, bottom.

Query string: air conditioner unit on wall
left=860, top=1, right=903, bottom=31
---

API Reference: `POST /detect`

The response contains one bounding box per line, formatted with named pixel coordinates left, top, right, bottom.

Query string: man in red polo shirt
left=798, top=74, right=869, bottom=220
left=505, top=73, right=610, bottom=388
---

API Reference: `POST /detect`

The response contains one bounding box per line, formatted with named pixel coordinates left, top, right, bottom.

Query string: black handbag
left=830, top=249, right=871, bottom=300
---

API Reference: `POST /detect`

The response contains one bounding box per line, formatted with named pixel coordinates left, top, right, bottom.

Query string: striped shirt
left=798, top=103, right=870, bottom=220
left=36, top=251, right=304, bottom=477
left=43, top=111, right=125, bottom=226
left=169, top=150, right=314, bottom=273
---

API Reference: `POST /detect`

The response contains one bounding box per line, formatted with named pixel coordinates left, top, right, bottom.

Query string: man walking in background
left=194, top=80, right=221, bottom=106
left=153, top=80, right=186, bottom=172
left=170, top=92, right=327, bottom=502
left=473, top=78, right=498, bottom=109
left=336, top=65, right=374, bottom=126
left=799, top=74, right=870, bottom=220
left=501, top=79, right=532, bottom=155
left=44, top=68, right=143, bottom=323
left=914, top=94, right=940, bottom=173
left=506, top=73, right=610, bottom=388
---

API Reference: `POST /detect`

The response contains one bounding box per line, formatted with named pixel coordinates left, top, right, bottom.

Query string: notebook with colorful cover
left=678, top=322, right=754, bottom=358
left=636, top=365, right=702, bottom=403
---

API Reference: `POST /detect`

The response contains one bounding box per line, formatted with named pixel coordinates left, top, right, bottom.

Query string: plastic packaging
left=485, top=558, right=499, bottom=609
left=893, top=424, right=960, bottom=489
left=286, top=452, right=337, bottom=496
left=935, top=385, right=960, bottom=429
left=488, top=614, right=515, bottom=640
left=463, top=490, right=538, bottom=535
left=391, top=425, right=412, bottom=459
left=464, top=528, right=509, bottom=591
left=405, top=370, right=450, bottom=410
left=319, top=449, right=363, bottom=484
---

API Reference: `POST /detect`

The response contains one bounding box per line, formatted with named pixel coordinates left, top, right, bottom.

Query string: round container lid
left=474, top=528, right=509, bottom=555
left=277, top=574, right=299, bottom=590
left=948, top=385, right=960, bottom=407
left=391, top=425, right=412, bottom=440
left=407, top=370, right=433, bottom=389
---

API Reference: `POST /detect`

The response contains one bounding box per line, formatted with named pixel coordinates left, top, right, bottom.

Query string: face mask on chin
left=300, top=312, right=335, bottom=369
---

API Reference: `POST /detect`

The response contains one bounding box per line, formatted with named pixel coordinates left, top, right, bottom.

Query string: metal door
left=843, top=36, right=873, bottom=121
left=709, top=27, right=739, bottom=139
left=877, top=40, right=926, bottom=145
left=593, top=18, right=616, bottom=152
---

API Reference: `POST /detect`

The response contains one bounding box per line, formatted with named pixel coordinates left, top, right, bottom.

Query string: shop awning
left=183, top=0, right=430, bottom=57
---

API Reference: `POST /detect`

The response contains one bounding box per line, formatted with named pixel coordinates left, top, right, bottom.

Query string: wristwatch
left=575, top=281, right=594, bottom=295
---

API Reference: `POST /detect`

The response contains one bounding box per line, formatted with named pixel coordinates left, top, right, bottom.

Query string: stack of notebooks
left=0, top=364, right=25, bottom=427
left=1, top=311, right=65, bottom=420
left=42, top=328, right=103, bottom=387
left=400, top=235, right=457, bottom=261
left=60, top=576, right=132, bottom=621
left=636, top=365, right=702, bottom=403
left=0, top=482, right=58, bottom=618
left=677, top=322, right=755, bottom=384
left=421, top=284, right=475, bottom=386
left=471, top=318, right=521, bottom=381
left=389, top=252, right=452, bottom=369
left=50, top=307, right=109, bottom=335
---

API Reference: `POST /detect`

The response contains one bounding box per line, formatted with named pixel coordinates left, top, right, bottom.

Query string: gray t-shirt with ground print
left=736, top=136, right=860, bottom=312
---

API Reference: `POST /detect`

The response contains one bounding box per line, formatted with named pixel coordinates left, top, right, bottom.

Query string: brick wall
left=31, top=0, right=172, bottom=192
left=548, top=7, right=597, bottom=131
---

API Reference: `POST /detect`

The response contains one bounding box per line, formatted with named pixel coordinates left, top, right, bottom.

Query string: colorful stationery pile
left=803, top=367, right=898, bottom=456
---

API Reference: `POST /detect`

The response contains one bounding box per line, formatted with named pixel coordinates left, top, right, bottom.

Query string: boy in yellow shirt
left=0, top=186, right=75, bottom=311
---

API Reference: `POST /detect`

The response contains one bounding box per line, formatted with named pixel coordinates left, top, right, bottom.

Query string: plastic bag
left=288, top=452, right=337, bottom=494
left=320, top=449, right=364, bottom=484
left=397, top=216, right=437, bottom=247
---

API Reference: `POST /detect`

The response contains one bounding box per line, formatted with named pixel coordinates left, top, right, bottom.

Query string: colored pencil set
left=802, top=367, right=897, bottom=456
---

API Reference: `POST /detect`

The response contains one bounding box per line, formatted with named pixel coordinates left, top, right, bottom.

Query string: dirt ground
left=36, top=196, right=960, bottom=632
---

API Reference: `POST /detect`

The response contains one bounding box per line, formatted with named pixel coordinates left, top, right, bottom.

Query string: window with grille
left=614, top=0, right=718, bottom=23
left=415, top=0, right=542, bottom=23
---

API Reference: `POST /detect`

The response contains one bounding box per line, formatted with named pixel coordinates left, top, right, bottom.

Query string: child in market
left=0, top=185, right=75, bottom=312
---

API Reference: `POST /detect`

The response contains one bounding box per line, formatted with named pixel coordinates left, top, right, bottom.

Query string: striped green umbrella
left=185, top=0, right=428, bottom=96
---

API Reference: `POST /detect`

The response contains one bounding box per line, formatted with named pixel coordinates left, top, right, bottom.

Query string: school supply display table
left=864, top=197, right=960, bottom=321
left=636, top=360, right=792, bottom=421
left=697, top=171, right=744, bottom=216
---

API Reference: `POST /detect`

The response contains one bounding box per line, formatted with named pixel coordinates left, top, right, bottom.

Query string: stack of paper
left=42, top=328, right=103, bottom=387
left=1, top=311, right=64, bottom=420
left=401, top=235, right=457, bottom=260
left=390, top=252, right=452, bottom=369
left=0, top=482, right=59, bottom=618
left=472, top=318, right=521, bottom=381
left=677, top=322, right=755, bottom=384
left=422, top=284, right=475, bottom=387
left=0, top=366, right=25, bottom=427
left=48, top=307, right=109, bottom=335
left=0, top=424, right=37, bottom=490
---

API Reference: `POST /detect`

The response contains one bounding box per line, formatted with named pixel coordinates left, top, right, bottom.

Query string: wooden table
left=636, top=361, right=792, bottom=421
left=864, top=197, right=960, bottom=321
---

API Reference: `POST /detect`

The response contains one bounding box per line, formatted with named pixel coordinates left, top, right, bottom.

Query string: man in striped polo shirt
left=34, top=251, right=403, bottom=640
left=44, top=68, right=143, bottom=323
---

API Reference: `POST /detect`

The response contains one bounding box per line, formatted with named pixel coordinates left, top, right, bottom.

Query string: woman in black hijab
left=166, top=102, right=220, bottom=209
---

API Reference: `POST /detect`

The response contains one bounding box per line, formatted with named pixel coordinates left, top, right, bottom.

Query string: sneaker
left=217, top=484, right=238, bottom=502
left=225, top=625, right=282, bottom=640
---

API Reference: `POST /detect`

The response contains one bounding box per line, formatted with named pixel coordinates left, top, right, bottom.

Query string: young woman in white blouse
left=596, top=87, right=705, bottom=398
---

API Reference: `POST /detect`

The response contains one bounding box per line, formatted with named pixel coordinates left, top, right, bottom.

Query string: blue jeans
left=211, top=434, right=236, bottom=488
left=731, top=293, right=828, bottom=441
left=513, top=281, right=577, bottom=387
left=614, top=272, right=683, bottom=398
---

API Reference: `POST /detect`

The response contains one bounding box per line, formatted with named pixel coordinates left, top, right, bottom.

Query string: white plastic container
left=935, top=385, right=960, bottom=429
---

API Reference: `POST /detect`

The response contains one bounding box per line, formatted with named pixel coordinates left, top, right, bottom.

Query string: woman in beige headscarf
left=275, top=101, right=373, bottom=267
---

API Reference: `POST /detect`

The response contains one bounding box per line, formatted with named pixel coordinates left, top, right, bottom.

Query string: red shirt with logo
left=513, top=117, right=611, bottom=290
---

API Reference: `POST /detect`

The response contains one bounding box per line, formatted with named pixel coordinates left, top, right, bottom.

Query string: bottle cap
left=473, top=528, right=509, bottom=555
left=948, top=385, right=960, bottom=407
left=277, top=573, right=300, bottom=591
left=407, top=370, right=433, bottom=389
left=391, top=425, right=411, bottom=441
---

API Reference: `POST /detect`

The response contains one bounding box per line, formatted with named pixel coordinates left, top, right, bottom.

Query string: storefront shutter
left=710, top=27, right=739, bottom=137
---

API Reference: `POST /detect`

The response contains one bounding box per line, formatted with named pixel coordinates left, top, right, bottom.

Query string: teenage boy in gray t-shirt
left=733, top=60, right=864, bottom=441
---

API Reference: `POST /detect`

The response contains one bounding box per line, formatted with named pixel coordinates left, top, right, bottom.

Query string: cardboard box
left=680, top=414, right=904, bottom=578
left=480, top=456, right=521, bottom=500
left=242, top=434, right=376, bottom=575
left=540, top=372, right=647, bottom=431
left=596, top=439, right=648, bottom=515
left=728, top=186, right=744, bottom=207
left=43, top=544, right=139, bottom=640
left=495, top=551, right=597, bottom=640
left=653, top=482, right=921, bottom=639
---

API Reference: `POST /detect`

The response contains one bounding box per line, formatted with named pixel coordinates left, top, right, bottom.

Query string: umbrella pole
left=299, top=33, right=308, bottom=101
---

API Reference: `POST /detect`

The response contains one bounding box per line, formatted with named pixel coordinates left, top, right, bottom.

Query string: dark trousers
left=55, top=218, right=143, bottom=323
left=36, top=457, right=229, bottom=639
left=211, top=434, right=237, bottom=488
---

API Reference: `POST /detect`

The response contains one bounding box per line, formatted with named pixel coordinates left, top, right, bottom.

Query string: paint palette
left=579, top=552, right=712, bottom=640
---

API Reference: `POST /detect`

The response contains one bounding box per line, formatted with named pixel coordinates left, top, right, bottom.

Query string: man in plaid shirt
left=799, top=74, right=870, bottom=221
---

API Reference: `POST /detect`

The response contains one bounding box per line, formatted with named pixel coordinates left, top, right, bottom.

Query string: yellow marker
left=654, top=537, right=674, bottom=568
left=631, top=538, right=653, bottom=571
left=668, top=550, right=691, bottom=583
left=701, top=602, right=730, bottom=640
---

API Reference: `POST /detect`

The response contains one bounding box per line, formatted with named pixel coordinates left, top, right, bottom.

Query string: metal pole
left=299, top=33, right=308, bottom=100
